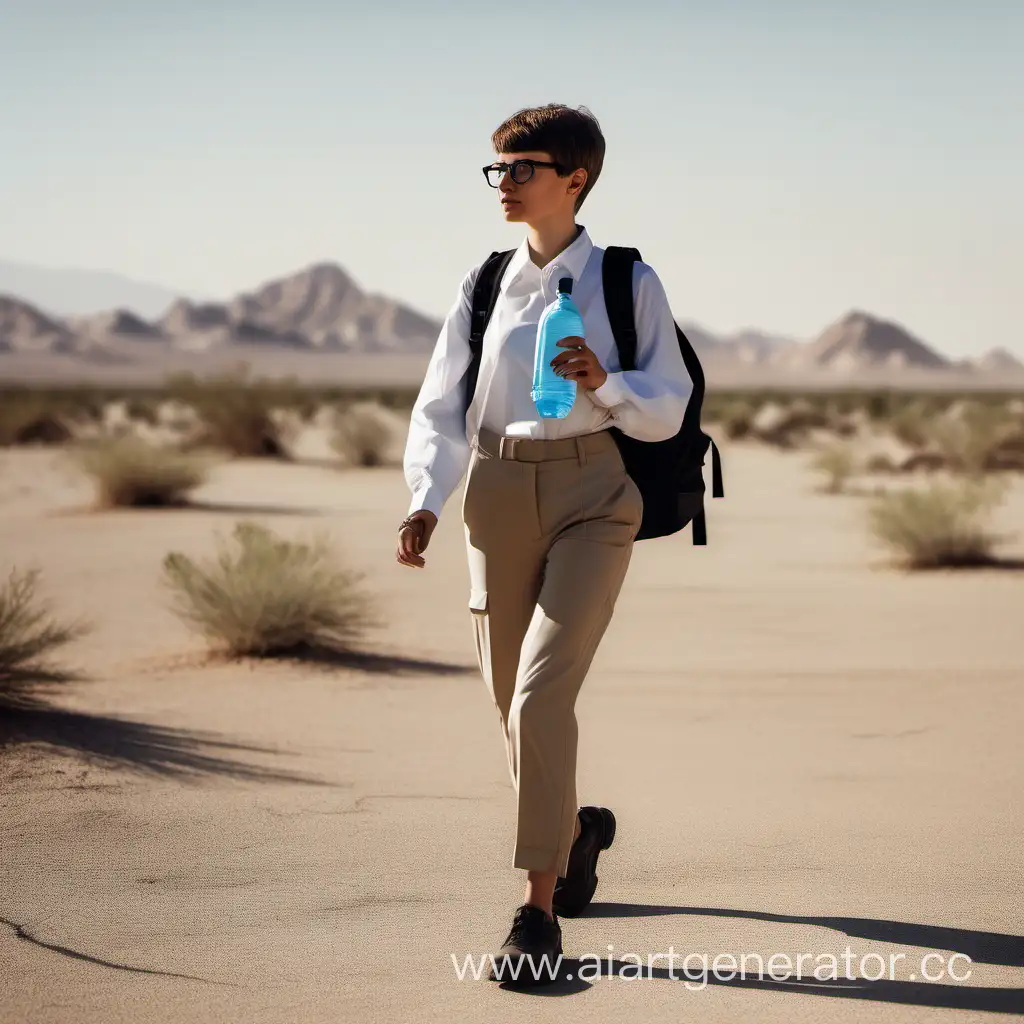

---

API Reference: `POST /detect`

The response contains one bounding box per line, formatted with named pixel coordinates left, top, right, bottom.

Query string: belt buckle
left=499, top=436, right=520, bottom=460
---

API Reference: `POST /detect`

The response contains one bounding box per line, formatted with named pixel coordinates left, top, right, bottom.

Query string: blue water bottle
left=532, top=277, right=583, bottom=419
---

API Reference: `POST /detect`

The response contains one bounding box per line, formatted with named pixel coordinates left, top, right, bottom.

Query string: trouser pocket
left=467, top=588, right=492, bottom=700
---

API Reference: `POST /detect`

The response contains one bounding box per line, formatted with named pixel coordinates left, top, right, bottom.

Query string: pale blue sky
left=1, top=0, right=1020, bottom=357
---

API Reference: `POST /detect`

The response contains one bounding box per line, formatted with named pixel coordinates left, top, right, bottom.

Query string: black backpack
left=463, top=245, right=724, bottom=544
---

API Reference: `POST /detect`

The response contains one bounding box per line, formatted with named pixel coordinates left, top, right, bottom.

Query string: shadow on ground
left=0, top=692, right=332, bottom=783
left=244, top=645, right=476, bottom=675
left=0, top=646, right=472, bottom=778
left=494, top=901, right=1024, bottom=1013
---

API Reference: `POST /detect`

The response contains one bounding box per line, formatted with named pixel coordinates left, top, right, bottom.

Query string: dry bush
left=864, top=452, right=898, bottom=475
left=716, top=399, right=756, bottom=440
left=330, top=400, right=405, bottom=467
left=751, top=400, right=832, bottom=448
left=69, top=436, right=219, bottom=507
left=809, top=440, right=861, bottom=494
left=168, top=369, right=292, bottom=458
left=0, top=395, right=74, bottom=446
left=826, top=412, right=861, bottom=438
left=988, top=427, right=1024, bottom=472
left=0, top=567, right=90, bottom=691
left=162, top=521, right=379, bottom=657
left=866, top=477, right=1013, bottom=569
left=887, top=400, right=932, bottom=447
left=924, top=404, right=1019, bottom=476
left=155, top=399, right=202, bottom=433
left=866, top=391, right=900, bottom=421
left=124, top=396, right=160, bottom=425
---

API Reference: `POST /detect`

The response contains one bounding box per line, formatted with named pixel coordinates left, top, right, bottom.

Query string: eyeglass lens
left=485, top=161, right=535, bottom=187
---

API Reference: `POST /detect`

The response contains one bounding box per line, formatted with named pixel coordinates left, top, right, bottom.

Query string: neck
left=527, top=215, right=581, bottom=268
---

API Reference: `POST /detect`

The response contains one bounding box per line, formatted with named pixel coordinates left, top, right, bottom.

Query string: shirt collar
left=501, top=224, right=594, bottom=295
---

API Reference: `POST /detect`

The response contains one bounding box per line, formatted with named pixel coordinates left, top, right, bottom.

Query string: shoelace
left=505, top=907, right=553, bottom=947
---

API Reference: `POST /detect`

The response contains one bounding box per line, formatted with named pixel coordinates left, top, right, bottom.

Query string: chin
left=502, top=205, right=526, bottom=221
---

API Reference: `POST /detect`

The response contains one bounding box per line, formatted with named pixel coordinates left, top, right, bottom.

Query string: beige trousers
left=461, top=423, right=644, bottom=876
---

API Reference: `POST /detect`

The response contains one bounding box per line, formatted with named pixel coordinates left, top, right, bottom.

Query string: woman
left=396, top=103, right=693, bottom=984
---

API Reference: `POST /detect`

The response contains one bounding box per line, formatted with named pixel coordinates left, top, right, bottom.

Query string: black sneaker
left=487, top=903, right=563, bottom=985
left=552, top=805, right=616, bottom=917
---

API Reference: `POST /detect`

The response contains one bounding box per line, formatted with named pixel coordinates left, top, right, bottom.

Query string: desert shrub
left=866, top=477, right=1013, bottom=569
left=0, top=394, right=74, bottom=446
left=168, top=369, right=292, bottom=458
left=751, top=399, right=832, bottom=448
left=330, top=400, right=405, bottom=467
left=0, top=568, right=89, bottom=690
left=716, top=398, right=756, bottom=440
left=69, top=436, right=219, bottom=507
left=810, top=440, right=860, bottom=494
left=987, top=426, right=1024, bottom=472
left=124, top=396, right=160, bottom=425
left=701, top=393, right=730, bottom=423
left=828, top=392, right=862, bottom=416
left=162, top=521, right=379, bottom=656
left=155, top=398, right=202, bottom=433
left=866, top=391, right=901, bottom=421
left=924, top=404, right=1018, bottom=476
left=887, top=399, right=932, bottom=447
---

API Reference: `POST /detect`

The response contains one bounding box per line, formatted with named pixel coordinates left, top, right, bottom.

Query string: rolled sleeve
left=589, top=263, right=693, bottom=441
left=402, top=266, right=480, bottom=520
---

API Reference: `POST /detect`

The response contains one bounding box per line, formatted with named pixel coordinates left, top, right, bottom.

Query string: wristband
left=398, top=515, right=425, bottom=536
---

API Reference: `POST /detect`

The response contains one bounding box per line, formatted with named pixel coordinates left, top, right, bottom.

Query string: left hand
left=551, top=336, right=608, bottom=391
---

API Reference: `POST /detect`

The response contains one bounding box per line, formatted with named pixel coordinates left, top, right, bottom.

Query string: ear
left=568, top=168, right=587, bottom=197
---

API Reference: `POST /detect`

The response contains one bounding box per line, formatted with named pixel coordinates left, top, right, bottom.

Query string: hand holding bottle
left=550, top=336, right=608, bottom=391
left=533, top=277, right=607, bottom=418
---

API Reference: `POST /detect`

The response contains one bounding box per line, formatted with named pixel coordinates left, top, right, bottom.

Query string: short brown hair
left=491, top=104, right=606, bottom=213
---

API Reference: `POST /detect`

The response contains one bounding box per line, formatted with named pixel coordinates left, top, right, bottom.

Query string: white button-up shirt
left=403, top=225, right=693, bottom=520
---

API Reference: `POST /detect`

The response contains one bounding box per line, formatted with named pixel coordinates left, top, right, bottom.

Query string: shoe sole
left=597, top=806, right=616, bottom=850
left=552, top=806, right=616, bottom=917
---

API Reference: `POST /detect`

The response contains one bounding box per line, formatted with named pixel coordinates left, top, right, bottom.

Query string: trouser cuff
left=513, top=844, right=570, bottom=876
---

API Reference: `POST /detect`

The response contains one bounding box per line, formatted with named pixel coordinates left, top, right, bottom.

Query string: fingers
left=396, top=545, right=425, bottom=568
left=396, top=527, right=426, bottom=568
left=551, top=350, right=589, bottom=369
left=552, top=339, right=587, bottom=362
left=553, top=356, right=590, bottom=378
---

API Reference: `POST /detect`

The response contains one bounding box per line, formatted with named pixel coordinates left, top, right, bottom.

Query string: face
left=488, top=150, right=587, bottom=225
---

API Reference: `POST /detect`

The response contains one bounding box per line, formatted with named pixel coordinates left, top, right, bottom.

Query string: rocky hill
left=964, top=347, right=1024, bottom=374
left=1, top=267, right=1022, bottom=386
left=0, top=295, right=77, bottom=353
left=0, top=262, right=442, bottom=358
left=778, top=310, right=949, bottom=372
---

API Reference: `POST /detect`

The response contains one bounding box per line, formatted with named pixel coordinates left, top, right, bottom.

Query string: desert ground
left=1, top=420, right=1023, bottom=1022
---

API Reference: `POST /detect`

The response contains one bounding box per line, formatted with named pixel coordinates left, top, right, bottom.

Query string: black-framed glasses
left=482, top=158, right=566, bottom=188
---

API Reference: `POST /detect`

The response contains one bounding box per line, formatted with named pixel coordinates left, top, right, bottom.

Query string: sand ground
left=1, top=439, right=1022, bottom=1022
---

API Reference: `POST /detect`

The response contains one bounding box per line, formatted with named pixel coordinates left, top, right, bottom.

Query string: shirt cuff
left=408, top=485, right=443, bottom=521
left=588, top=371, right=627, bottom=408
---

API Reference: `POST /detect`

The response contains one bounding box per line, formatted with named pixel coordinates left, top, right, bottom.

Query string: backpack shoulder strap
left=464, top=249, right=516, bottom=415
left=603, top=246, right=723, bottom=544
left=601, top=246, right=642, bottom=371
left=469, top=249, right=516, bottom=348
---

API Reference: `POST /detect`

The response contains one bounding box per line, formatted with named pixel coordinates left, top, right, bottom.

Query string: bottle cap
left=558, top=277, right=573, bottom=295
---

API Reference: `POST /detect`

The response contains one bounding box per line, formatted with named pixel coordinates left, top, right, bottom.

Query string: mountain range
left=1, top=259, right=1021, bottom=384
left=0, top=260, right=189, bottom=320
